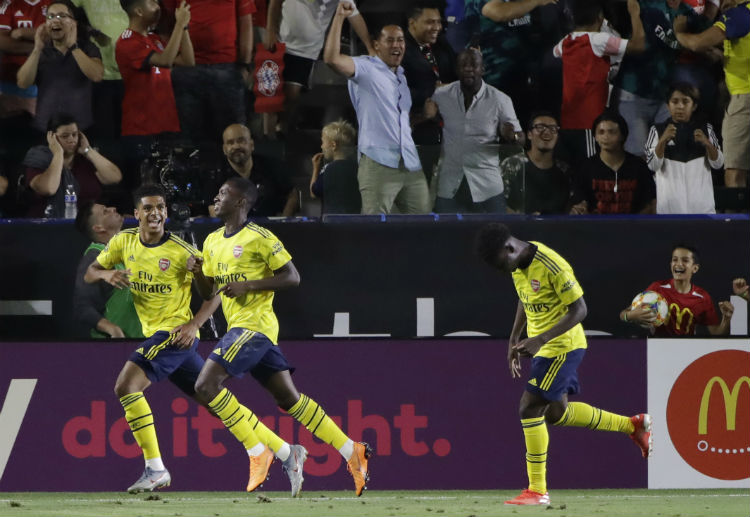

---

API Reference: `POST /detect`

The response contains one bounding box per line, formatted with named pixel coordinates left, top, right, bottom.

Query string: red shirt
left=161, top=0, right=256, bottom=64
left=553, top=32, right=627, bottom=130
left=115, top=30, right=180, bottom=136
left=0, top=0, right=50, bottom=82
left=646, top=279, right=720, bottom=336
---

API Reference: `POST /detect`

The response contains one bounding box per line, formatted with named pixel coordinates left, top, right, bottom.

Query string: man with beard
left=205, top=123, right=298, bottom=217
left=426, top=48, right=521, bottom=213
left=73, top=201, right=143, bottom=338
left=324, top=2, right=430, bottom=214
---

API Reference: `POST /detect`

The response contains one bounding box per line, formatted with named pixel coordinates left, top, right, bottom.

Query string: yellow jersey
left=97, top=229, right=199, bottom=337
left=511, top=241, right=587, bottom=358
left=202, top=222, right=292, bottom=343
left=715, top=3, right=750, bottom=95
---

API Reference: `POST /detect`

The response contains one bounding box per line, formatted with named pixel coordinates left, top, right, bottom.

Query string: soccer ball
left=630, top=291, right=669, bottom=327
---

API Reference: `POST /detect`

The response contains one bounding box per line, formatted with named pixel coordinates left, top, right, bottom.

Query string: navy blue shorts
left=129, top=331, right=205, bottom=396
left=526, top=348, right=585, bottom=402
left=209, top=327, right=294, bottom=383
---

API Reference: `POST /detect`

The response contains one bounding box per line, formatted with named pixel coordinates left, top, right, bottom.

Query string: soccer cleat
left=630, top=413, right=653, bottom=458
left=281, top=444, right=308, bottom=497
left=346, top=442, right=372, bottom=496
left=127, top=467, right=171, bottom=494
left=504, top=489, right=551, bottom=505
left=246, top=446, right=275, bottom=492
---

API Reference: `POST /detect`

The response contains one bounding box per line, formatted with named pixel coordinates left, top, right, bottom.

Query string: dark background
left=1, top=215, right=747, bottom=340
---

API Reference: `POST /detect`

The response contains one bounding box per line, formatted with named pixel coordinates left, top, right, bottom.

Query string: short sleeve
left=351, top=56, right=373, bottom=83
left=82, top=40, right=102, bottom=60
left=496, top=91, right=521, bottom=131
left=551, top=262, right=584, bottom=306
left=201, top=235, right=215, bottom=277
left=590, top=32, right=627, bottom=59
left=697, top=296, right=720, bottom=326
left=116, top=32, right=153, bottom=71
left=716, top=5, right=750, bottom=39
left=256, top=232, right=292, bottom=271
left=97, top=232, right=124, bottom=269
left=238, top=0, right=256, bottom=16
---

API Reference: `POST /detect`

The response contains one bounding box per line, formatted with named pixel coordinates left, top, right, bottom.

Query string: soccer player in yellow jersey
left=84, top=184, right=291, bottom=494
left=189, top=177, right=372, bottom=497
left=476, top=223, right=652, bottom=506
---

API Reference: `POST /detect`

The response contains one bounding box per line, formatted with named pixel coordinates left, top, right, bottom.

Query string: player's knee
left=114, top=380, right=132, bottom=399
left=193, top=377, right=221, bottom=403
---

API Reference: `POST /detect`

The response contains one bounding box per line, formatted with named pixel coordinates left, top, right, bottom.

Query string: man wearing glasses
left=502, top=111, right=574, bottom=215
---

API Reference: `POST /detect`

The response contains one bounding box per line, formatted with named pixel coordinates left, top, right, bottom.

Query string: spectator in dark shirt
left=503, top=111, right=573, bottom=215
left=16, top=0, right=104, bottom=133
left=73, top=200, right=143, bottom=338
left=402, top=2, right=457, bottom=183
left=22, top=112, right=122, bottom=218
left=570, top=110, right=656, bottom=214
left=310, top=119, right=360, bottom=214
left=206, top=123, right=299, bottom=217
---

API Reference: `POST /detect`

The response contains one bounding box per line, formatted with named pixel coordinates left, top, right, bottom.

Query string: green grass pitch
left=0, top=490, right=747, bottom=517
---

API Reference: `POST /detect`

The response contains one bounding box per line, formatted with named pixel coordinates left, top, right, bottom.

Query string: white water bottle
left=64, top=184, right=77, bottom=219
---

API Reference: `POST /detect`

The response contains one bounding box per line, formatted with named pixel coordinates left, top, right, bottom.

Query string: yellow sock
left=208, top=388, right=261, bottom=450
left=120, top=392, right=160, bottom=460
left=288, top=393, right=349, bottom=449
left=246, top=408, right=286, bottom=453
left=554, top=402, right=634, bottom=433
left=521, top=416, right=548, bottom=494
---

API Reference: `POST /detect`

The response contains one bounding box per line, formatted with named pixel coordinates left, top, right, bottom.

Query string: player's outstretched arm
left=84, top=261, right=131, bottom=288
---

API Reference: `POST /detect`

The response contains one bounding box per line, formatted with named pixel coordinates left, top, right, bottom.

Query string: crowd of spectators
left=0, top=0, right=748, bottom=219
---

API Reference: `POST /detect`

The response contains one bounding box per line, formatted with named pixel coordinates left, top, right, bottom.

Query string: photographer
left=22, top=113, right=122, bottom=218
left=645, top=82, right=723, bottom=214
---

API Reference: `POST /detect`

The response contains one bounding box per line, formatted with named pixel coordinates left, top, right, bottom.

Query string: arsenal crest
left=159, top=258, right=170, bottom=271
left=530, top=279, right=540, bottom=292
left=233, top=245, right=243, bottom=258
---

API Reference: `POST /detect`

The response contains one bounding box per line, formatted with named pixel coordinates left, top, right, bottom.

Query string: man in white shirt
left=426, top=48, right=522, bottom=213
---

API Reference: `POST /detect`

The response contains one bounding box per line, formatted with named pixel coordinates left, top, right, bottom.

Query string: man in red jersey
left=619, top=244, right=734, bottom=336
left=161, top=0, right=254, bottom=145
left=115, top=0, right=193, bottom=190
left=116, top=0, right=192, bottom=137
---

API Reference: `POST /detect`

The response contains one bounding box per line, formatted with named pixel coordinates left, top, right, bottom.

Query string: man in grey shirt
left=426, top=48, right=522, bottom=213
left=323, top=2, right=430, bottom=214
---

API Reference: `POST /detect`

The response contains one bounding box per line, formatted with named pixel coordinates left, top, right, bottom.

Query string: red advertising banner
left=0, top=339, right=647, bottom=491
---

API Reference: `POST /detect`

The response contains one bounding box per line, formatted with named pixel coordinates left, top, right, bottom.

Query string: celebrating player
left=189, top=177, right=372, bottom=497
left=619, top=244, right=734, bottom=335
left=476, top=223, right=652, bottom=506
left=84, top=184, right=297, bottom=495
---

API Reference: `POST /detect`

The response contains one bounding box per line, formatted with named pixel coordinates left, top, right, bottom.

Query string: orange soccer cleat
left=346, top=442, right=373, bottom=496
left=505, top=489, right=551, bottom=505
left=629, top=413, right=653, bottom=458
left=246, top=446, right=274, bottom=492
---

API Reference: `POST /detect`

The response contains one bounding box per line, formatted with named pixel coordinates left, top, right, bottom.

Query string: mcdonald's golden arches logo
left=668, top=303, right=694, bottom=333
left=666, top=350, right=750, bottom=480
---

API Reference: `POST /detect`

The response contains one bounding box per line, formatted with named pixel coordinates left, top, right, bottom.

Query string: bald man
left=205, top=124, right=299, bottom=217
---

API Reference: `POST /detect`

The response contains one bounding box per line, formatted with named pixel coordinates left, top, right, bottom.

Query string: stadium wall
left=1, top=215, right=748, bottom=340
left=0, top=339, right=648, bottom=491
